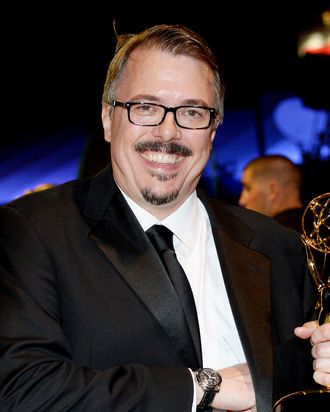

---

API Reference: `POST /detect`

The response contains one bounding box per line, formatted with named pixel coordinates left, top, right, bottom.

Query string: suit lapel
left=82, top=170, right=200, bottom=368
left=202, top=195, right=273, bottom=411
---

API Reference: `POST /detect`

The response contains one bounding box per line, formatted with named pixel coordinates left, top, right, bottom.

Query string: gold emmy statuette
left=273, top=192, right=330, bottom=411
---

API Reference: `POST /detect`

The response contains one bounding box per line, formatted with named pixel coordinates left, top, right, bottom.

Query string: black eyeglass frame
left=111, top=100, right=218, bottom=130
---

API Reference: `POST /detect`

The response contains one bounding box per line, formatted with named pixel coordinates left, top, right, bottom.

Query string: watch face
left=198, top=368, right=222, bottom=389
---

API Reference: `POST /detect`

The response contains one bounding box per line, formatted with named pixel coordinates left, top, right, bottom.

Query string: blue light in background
left=0, top=93, right=328, bottom=206
left=272, top=96, right=329, bottom=161
left=0, top=127, right=88, bottom=205
left=202, top=92, right=329, bottom=199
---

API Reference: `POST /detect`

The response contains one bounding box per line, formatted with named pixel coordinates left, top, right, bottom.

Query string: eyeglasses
left=111, top=100, right=217, bottom=130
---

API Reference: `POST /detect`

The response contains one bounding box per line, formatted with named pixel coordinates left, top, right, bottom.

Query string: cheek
left=110, top=117, right=138, bottom=147
left=256, top=193, right=268, bottom=207
left=249, top=191, right=261, bottom=204
left=194, top=135, right=213, bottom=156
left=110, top=123, right=147, bottom=167
left=190, top=143, right=209, bottom=168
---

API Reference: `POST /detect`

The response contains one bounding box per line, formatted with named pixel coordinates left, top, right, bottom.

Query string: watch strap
left=197, top=390, right=216, bottom=411
left=197, top=389, right=216, bottom=411
left=197, top=406, right=213, bottom=411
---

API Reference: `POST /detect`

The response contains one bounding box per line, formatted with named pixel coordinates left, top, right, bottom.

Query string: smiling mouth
left=141, top=152, right=182, bottom=164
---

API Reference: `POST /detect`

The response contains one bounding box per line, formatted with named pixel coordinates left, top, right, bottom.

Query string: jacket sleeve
left=0, top=205, right=193, bottom=412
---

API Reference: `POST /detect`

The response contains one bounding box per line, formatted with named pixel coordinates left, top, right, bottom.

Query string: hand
left=294, top=321, right=330, bottom=387
left=208, top=363, right=256, bottom=411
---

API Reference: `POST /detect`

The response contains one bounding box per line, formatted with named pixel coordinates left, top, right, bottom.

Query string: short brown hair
left=102, top=24, right=225, bottom=124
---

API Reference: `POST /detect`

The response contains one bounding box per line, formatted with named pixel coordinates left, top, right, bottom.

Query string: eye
left=140, top=104, right=152, bottom=112
left=187, top=108, right=202, bottom=118
left=179, top=107, right=207, bottom=120
left=133, top=103, right=158, bottom=115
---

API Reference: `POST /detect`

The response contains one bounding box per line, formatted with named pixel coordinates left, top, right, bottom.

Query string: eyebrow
left=129, top=95, right=159, bottom=103
left=128, top=95, right=211, bottom=107
left=181, top=98, right=210, bottom=107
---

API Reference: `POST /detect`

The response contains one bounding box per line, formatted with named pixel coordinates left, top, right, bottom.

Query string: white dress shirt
left=121, top=189, right=246, bottom=409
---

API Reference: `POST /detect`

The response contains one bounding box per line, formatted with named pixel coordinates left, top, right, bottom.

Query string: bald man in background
left=239, top=154, right=304, bottom=232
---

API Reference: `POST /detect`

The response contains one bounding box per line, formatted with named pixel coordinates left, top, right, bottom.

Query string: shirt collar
left=162, top=192, right=199, bottom=250
left=120, top=188, right=200, bottom=250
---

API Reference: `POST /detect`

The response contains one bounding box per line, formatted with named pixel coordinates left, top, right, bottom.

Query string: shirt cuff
left=189, top=368, right=197, bottom=411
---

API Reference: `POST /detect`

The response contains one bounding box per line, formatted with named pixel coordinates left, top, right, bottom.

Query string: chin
left=141, top=187, right=180, bottom=206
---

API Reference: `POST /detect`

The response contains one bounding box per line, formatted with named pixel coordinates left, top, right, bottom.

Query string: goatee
left=141, top=188, right=179, bottom=205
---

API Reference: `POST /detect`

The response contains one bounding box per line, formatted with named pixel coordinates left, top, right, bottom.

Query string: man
left=0, top=24, right=329, bottom=412
left=239, top=155, right=304, bottom=232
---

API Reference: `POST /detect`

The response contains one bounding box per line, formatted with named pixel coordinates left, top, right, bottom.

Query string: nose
left=238, top=191, right=246, bottom=207
left=152, top=111, right=180, bottom=140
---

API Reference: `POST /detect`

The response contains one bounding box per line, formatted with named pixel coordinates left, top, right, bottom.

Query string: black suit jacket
left=0, top=165, right=317, bottom=411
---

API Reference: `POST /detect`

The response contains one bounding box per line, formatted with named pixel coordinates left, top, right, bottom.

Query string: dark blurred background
left=1, top=1, right=329, bottom=204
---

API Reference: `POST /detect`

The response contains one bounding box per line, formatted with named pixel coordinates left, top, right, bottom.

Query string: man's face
left=102, top=48, right=218, bottom=218
left=238, top=168, right=273, bottom=216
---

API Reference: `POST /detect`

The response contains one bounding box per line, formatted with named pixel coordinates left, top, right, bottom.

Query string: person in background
left=1, top=24, right=329, bottom=412
left=239, top=154, right=305, bottom=232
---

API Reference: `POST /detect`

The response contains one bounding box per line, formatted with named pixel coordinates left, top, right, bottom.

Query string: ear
left=102, top=103, right=112, bottom=142
left=268, top=179, right=280, bottom=200
left=210, top=127, right=218, bottom=143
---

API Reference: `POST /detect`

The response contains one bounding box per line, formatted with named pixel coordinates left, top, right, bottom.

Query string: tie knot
left=146, top=225, right=174, bottom=253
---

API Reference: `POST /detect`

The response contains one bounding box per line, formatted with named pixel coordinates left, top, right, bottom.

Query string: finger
left=313, top=370, right=330, bottom=387
left=312, top=340, right=330, bottom=360
left=313, top=358, right=330, bottom=374
left=294, top=321, right=319, bottom=339
left=311, top=323, right=330, bottom=345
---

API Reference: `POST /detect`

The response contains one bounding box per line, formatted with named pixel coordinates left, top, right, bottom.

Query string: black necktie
left=146, top=224, right=201, bottom=358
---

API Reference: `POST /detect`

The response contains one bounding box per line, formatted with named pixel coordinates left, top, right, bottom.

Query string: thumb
left=294, top=320, right=318, bottom=340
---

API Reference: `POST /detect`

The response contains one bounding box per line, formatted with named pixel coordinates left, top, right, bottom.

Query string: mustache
left=134, top=141, right=192, bottom=157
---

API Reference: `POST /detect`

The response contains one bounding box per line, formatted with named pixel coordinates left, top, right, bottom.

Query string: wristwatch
left=195, top=368, right=222, bottom=411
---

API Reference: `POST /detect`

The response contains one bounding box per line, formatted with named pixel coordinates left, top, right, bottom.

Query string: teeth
left=141, top=153, right=180, bottom=164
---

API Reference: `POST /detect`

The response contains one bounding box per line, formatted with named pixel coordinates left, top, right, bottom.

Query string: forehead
left=242, top=168, right=253, bottom=181
left=115, top=47, right=215, bottom=102
left=242, top=169, right=262, bottom=186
